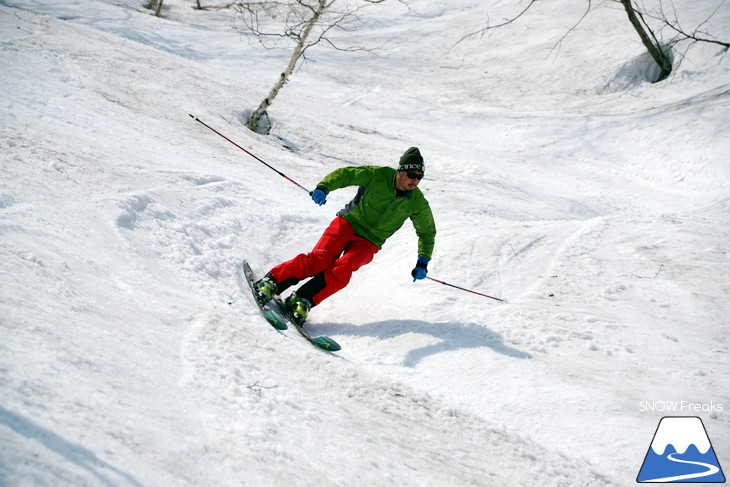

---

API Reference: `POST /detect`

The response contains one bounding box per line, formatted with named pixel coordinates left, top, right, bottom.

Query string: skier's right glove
left=411, top=256, right=429, bottom=282
left=311, top=186, right=327, bottom=206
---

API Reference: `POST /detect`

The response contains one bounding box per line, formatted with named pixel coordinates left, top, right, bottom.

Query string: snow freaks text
left=639, top=401, right=724, bottom=413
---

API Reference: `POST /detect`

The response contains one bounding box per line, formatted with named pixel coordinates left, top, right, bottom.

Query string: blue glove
left=311, top=186, right=327, bottom=206
left=411, top=256, right=429, bottom=282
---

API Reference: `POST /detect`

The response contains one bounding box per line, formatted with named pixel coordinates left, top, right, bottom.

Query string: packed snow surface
left=1, top=0, right=729, bottom=485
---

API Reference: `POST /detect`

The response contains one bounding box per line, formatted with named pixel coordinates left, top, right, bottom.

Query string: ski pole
left=426, top=276, right=504, bottom=302
left=189, top=114, right=311, bottom=194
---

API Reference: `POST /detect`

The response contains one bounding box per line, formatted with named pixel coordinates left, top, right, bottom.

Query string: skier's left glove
left=411, top=256, right=429, bottom=282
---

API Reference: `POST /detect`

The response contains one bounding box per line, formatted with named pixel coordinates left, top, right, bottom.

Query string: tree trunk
left=150, top=0, right=164, bottom=17
left=246, top=0, right=326, bottom=133
left=619, top=0, right=672, bottom=82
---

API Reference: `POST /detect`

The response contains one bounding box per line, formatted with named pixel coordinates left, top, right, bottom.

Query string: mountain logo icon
left=637, top=416, right=726, bottom=483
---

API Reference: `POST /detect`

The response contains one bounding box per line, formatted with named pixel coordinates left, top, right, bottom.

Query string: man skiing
left=254, top=147, right=436, bottom=324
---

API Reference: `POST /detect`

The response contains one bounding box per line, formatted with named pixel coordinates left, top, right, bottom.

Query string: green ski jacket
left=317, top=166, right=436, bottom=259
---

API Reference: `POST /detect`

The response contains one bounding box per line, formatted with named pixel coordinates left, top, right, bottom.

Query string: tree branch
left=454, top=0, right=540, bottom=47
left=548, top=0, right=594, bottom=58
left=646, top=0, right=730, bottom=48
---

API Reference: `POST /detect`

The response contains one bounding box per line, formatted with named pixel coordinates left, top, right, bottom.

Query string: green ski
left=241, top=261, right=341, bottom=352
left=271, top=296, right=341, bottom=352
left=241, top=261, right=287, bottom=330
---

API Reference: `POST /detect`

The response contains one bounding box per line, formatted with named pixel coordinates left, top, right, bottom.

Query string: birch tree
left=145, top=0, right=165, bottom=17
left=234, top=0, right=392, bottom=134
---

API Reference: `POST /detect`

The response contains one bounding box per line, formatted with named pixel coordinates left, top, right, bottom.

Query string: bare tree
left=233, top=0, right=393, bottom=134
left=457, top=0, right=729, bottom=83
left=618, top=0, right=673, bottom=81
left=614, top=0, right=728, bottom=80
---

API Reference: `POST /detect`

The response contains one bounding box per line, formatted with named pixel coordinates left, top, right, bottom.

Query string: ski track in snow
left=1, top=0, right=729, bottom=486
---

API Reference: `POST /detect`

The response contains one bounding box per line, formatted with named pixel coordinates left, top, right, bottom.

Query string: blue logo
left=637, top=416, right=725, bottom=483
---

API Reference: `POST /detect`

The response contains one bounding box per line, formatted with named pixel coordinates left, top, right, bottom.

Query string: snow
left=1, top=0, right=728, bottom=485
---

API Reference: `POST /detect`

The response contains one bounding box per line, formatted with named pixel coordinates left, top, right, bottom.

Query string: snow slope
left=1, top=0, right=728, bottom=485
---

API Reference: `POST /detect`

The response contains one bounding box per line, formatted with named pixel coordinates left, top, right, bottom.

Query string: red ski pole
left=426, top=276, right=504, bottom=302
left=190, top=114, right=311, bottom=194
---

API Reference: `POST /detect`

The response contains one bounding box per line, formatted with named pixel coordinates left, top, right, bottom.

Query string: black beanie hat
left=398, top=147, right=424, bottom=173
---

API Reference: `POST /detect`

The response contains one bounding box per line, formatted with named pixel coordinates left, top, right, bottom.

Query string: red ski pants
left=269, top=216, right=379, bottom=306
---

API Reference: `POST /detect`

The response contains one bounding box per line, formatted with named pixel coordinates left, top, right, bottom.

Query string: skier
left=254, top=147, right=436, bottom=324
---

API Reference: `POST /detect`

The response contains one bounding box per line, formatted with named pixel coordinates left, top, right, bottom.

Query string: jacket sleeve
left=411, top=197, right=436, bottom=260
left=318, top=166, right=377, bottom=193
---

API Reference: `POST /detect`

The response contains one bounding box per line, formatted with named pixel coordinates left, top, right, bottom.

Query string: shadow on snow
left=0, top=406, right=144, bottom=487
left=314, top=320, right=532, bottom=366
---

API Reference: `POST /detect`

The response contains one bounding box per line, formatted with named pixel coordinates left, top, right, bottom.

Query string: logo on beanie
left=398, top=147, right=424, bottom=173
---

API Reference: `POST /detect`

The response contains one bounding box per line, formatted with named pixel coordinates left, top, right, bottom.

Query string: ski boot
left=254, top=275, right=277, bottom=305
left=285, top=293, right=312, bottom=325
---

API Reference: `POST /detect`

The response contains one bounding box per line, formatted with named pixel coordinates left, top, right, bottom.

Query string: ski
left=270, top=297, right=341, bottom=352
left=240, top=261, right=341, bottom=352
left=241, top=261, right=287, bottom=331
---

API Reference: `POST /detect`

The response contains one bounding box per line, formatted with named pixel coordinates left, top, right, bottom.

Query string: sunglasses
left=405, top=170, right=424, bottom=180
